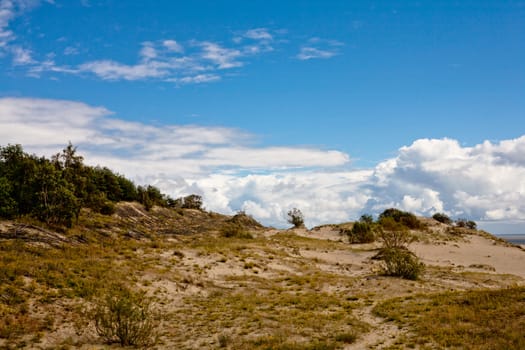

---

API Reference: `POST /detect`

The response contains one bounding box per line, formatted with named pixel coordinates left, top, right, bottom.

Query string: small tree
left=287, top=208, right=304, bottom=228
left=181, top=194, right=203, bottom=210
left=359, top=214, right=374, bottom=224
left=456, top=218, right=477, bottom=230
left=376, top=217, right=424, bottom=279
left=378, top=217, right=412, bottom=249
left=379, top=208, right=421, bottom=229
left=432, top=212, right=452, bottom=225
left=0, top=177, right=16, bottom=218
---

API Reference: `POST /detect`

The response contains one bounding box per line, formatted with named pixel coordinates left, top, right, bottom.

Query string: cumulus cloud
left=2, top=96, right=524, bottom=232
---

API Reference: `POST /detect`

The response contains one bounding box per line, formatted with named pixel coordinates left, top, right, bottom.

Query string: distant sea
left=497, top=234, right=525, bottom=246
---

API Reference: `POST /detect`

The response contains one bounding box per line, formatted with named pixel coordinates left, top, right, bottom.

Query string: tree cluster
left=0, top=143, right=202, bottom=227
left=378, top=208, right=422, bottom=229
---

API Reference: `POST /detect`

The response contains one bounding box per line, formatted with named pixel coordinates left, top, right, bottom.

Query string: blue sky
left=1, top=0, right=525, bottom=233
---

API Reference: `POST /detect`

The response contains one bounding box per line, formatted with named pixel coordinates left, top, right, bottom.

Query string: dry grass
left=373, top=286, right=525, bottom=349
left=1, top=203, right=524, bottom=349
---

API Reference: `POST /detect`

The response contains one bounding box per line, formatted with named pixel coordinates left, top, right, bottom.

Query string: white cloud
left=13, top=35, right=274, bottom=83
left=162, top=39, right=183, bottom=53
left=11, top=45, right=33, bottom=64
left=0, top=0, right=50, bottom=49
left=0, top=0, right=16, bottom=48
left=139, top=41, right=157, bottom=61
left=78, top=60, right=167, bottom=80
left=199, top=41, right=243, bottom=69
left=174, top=73, right=220, bottom=84
left=63, top=46, right=79, bottom=55
left=2, top=96, right=524, bottom=233
left=296, top=37, right=343, bottom=60
left=297, top=47, right=337, bottom=60
left=2, top=10, right=282, bottom=84
left=0, top=96, right=349, bottom=177
left=243, top=28, right=273, bottom=41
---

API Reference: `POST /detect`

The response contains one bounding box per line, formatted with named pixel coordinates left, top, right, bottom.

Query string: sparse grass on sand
left=1, top=203, right=525, bottom=349
left=373, top=286, right=525, bottom=349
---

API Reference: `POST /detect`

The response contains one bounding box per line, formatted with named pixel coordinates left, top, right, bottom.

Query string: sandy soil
left=412, top=234, right=525, bottom=279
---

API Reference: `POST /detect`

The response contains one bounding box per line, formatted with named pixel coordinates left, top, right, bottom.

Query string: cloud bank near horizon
left=1, top=96, right=525, bottom=231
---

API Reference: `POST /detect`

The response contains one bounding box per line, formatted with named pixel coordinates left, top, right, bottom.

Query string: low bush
left=377, top=217, right=413, bottom=249
left=456, top=218, right=477, bottom=229
left=92, top=284, right=158, bottom=347
left=432, top=212, right=451, bottom=225
left=380, top=248, right=423, bottom=280
left=99, top=201, right=115, bottom=215
left=344, top=222, right=375, bottom=243
left=220, top=222, right=253, bottom=239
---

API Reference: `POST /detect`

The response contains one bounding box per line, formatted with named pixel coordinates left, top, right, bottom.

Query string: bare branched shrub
left=92, top=284, right=158, bottom=346
left=378, top=217, right=413, bottom=249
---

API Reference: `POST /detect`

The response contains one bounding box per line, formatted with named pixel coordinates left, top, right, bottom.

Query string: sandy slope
left=4, top=211, right=525, bottom=349
left=412, top=234, right=525, bottom=279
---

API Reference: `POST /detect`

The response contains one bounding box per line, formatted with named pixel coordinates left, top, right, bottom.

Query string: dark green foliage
left=466, top=220, right=477, bottom=229
left=377, top=217, right=412, bottom=249
left=93, top=284, right=158, bottom=346
left=346, top=222, right=375, bottom=243
left=181, top=194, right=203, bottom=210
left=432, top=212, right=452, bottom=225
left=287, top=208, right=304, bottom=228
left=456, top=218, right=477, bottom=229
left=359, top=214, right=374, bottom=224
left=99, top=201, right=116, bottom=215
left=0, top=176, right=16, bottom=218
left=378, top=208, right=421, bottom=229
left=380, top=248, right=423, bottom=280
left=228, top=211, right=263, bottom=229
left=0, top=143, right=198, bottom=227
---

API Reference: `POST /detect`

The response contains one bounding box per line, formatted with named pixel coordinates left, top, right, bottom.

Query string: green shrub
left=345, top=222, right=375, bottom=243
left=380, top=248, right=423, bottom=280
left=456, top=218, right=477, bottom=229
left=432, top=212, right=451, bottom=225
left=379, top=208, right=421, bottom=229
left=92, top=284, right=158, bottom=346
left=99, top=201, right=115, bottom=215
left=377, top=217, right=412, bottom=249
left=220, top=222, right=253, bottom=239
left=359, top=214, right=374, bottom=224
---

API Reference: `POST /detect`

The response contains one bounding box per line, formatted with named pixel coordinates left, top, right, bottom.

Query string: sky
left=1, top=0, right=525, bottom=233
